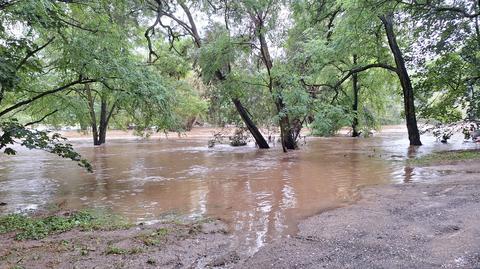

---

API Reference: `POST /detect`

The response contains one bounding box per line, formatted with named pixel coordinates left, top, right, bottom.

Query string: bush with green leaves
left=310, top=104, right=354, bottom=137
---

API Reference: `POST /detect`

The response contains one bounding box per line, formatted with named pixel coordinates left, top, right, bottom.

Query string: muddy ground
left=0, top=219, right=237, bottom=269
left=1, top=160, right=480, bottom=269
left=240, top=160, right=480, bottom=269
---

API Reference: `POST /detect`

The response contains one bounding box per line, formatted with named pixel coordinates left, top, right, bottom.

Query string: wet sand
left=1, top=159, right=480, bottom=268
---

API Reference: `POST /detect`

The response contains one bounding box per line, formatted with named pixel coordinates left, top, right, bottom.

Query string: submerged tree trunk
left=98, top=98, right=115, bottom=146
left=254, top=15, right=297, bottom=151
left=214, top=70, right=269, bottom=149
left=276, top=100, right=297, bottom=151
left=85, top=83, right=100, bottom=146
left=85, top=84, right=115, bottom=146
left=98, top=97, right=108, bottom=145
left=352, top=55, right=360, bottom=137
left=217, top=79, right=269, bottom=148
left=232, top=98, right=270, bottom=149
left=184, top=116, right=197, bottom=131
left=381, top=13, right=422, bottom=146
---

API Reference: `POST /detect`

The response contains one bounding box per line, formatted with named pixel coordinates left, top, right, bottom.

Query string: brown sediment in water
left=239, top=160, right=480, bottom=268
left=1, top=161, right=479, bottom=268
left=1, top=127, right=479, bottom=252
left=1, top=126, right=480, bottom=266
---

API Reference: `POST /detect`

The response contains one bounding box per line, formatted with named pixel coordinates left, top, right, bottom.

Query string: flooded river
left=0, top=128, right=478, bottom=254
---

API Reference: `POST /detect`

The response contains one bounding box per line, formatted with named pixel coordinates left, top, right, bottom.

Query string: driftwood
left=208, top=128, right=250, bottom=148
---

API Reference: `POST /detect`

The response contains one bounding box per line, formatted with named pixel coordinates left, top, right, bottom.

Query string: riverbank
left=1, top=154, right=480, bottom=268
left=0, top=216, right=235, bottom=268
left=57, top=125, right=408, bottom=141
left=239, top=158, right=480, bottom=268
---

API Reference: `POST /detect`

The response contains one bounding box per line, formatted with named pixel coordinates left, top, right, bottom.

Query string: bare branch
left=145, top=8, right=161, bottom=63
left=398, top=0, right=479, bottom=18
left=179, top=2, right=202, bottom=47
left=333, top=63, right=398, bottom=90
left=16, top=37, right=56, bottom=71
left=25, top=110, right=59, bottom=127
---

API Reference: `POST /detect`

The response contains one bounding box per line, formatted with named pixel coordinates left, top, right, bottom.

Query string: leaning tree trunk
left=381, top=13, right=422, bottom=146
left=352, top=55, right=360, bottom=137
left=232, top=98, right=270, bottom=148
left=214, top=71, right=270, bottom=149
left=184, top=116, right=197, bottom=131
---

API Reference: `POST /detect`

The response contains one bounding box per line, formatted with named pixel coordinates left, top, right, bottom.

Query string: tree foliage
left=1, top=0, right=479, bottom=169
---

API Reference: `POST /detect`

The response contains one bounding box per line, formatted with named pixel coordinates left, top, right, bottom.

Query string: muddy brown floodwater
left=0, top=128, right=478, bottom=254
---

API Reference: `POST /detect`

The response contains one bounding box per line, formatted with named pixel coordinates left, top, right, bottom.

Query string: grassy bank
left=0, top=212, right=230, bottom=269
left=409, top=149, right=480, bottom=166
left=0, top=210, right=131, bottom=240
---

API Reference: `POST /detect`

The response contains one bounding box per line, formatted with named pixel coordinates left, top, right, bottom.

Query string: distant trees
left=1, top=0, right=478, bottom=168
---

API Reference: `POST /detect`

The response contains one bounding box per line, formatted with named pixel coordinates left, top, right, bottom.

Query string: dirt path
left=1, top=160, right=480, bottom=268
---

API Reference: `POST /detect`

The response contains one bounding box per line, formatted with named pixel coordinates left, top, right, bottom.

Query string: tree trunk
left=352, top=55, right=360, bottom=137
left=467, top=82, right=476, bottom=121
left=255, top=17, right=297, bottom=151
left=214, top=70, right=270, bottom=149
left=232, top=98, right=270, bottom=149
left=85, top=83, right=100, bottom=146
left=85, top=85, right=115, bottom=146
left=381, top=13, right=422, bottom=146
left=157, top=3, right=269, bottom=150
left=276, top=100, right=297, bottom=151
left=184, top=116, right=197, bottom=131
left=99, top=99, right=116, bottom=145
left=98, top=97, right=108, bottom=145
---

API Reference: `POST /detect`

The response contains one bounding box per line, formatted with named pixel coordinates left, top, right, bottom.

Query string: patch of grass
left=0, top=210, right=131, bottom=240
left=409, top=150, right=480, bottom=165
left=137, top=227, right=169, bottom=246
left=156, top=227, right=169, bottom=236
left=128, top=247, right=144, bottom=254
left=105, top=245, right=128, bottom=255
left=105, top=245, right=143, bottom=255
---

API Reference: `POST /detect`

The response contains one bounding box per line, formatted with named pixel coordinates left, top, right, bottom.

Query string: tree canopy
left=1, top=0, right=478, bottom=168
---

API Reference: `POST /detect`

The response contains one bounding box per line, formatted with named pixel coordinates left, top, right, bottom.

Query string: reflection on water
left=0, top=130, right=478, bottom=254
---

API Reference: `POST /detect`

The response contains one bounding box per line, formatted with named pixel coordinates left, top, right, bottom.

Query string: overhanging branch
left=16, top=37, right=56, bottom=71
left=0, top=78, right=97, bottom=117
left=333, top=63, right=398, bottom=89
left=25, top=109, right=59, bottom=127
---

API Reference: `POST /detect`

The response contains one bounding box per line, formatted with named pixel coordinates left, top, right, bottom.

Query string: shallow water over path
left=1, top=130, right=478, bottom=253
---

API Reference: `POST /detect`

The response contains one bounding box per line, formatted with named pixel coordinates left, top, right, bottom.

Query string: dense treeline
left=0, top=0, right=478, bottom=166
